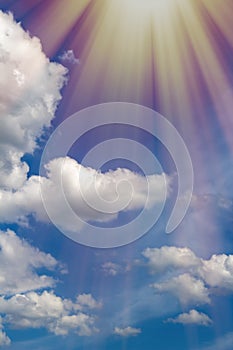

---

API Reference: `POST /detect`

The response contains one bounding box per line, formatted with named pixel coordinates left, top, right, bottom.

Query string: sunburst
left=18, top=0, right=233, bottom=151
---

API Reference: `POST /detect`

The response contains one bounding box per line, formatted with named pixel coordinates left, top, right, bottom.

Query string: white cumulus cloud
left=144, top=246, right=233, bottom=307
left=0, top=10, right=67, bottom=191
left=143, top=246, right=200, bottom=273
left=0, top=290, right=99, bottom=336
left=199, top=254, right=233, bottom=290
left=0, top=230, right=101, bottom=341
left=0, top=229, right=58, bottom=295
left=152, top=273, right=210, bottom=305
left=166, top=309, right=212, bottom=326
left=0, top=156, right=170, bottom=232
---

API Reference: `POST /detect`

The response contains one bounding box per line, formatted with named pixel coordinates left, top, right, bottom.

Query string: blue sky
left=0, top=1, right=233, bottom=349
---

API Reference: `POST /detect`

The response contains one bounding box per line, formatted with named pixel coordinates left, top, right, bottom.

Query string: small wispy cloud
left=114, top=326, right=141, bottom=337
left=102, top=262, right=121, bottom=276
left=59, top=49, right=80, bottom=65
left=76, top=293, right=102, bottom=310
left=101, top=261, right=131, bottom=276
left=197, top=332, right=233, bottom=350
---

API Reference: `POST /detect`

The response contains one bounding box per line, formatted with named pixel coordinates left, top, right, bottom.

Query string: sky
left=0, top=0, right=232, bottom=349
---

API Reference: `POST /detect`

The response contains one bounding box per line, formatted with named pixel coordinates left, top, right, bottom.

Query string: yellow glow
left=53, top=0, right=233, bottom=152
left=119, top=0, right=177, bottom=15
left=123, top=0, right=175, bottom=7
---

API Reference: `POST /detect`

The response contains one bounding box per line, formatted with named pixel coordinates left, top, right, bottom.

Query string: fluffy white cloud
left=152, top=273, right=210, bottom=305
left=0, top=10, right=67, bottom=190
left=0, top=229, right=58, bottom=295
left=199, top=254, right=233, bottom=290
left=0, top=290, right=99, bottom=336
left=41, top=156, right=169, bottom=230
left=143, top=246, right=200, bottom=273
left=53, top=313, right=97, bottom=336
left=0, top=230, right=101, bottom=340
left=0, top=157, right=169, bottom=232
left=0, top=176, right=46, bottom=224
left=144, top=246, right=233, bottom=307
left=114, top=326, right=141, bottom=337
left=166, top=309, right=212, bottom=326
